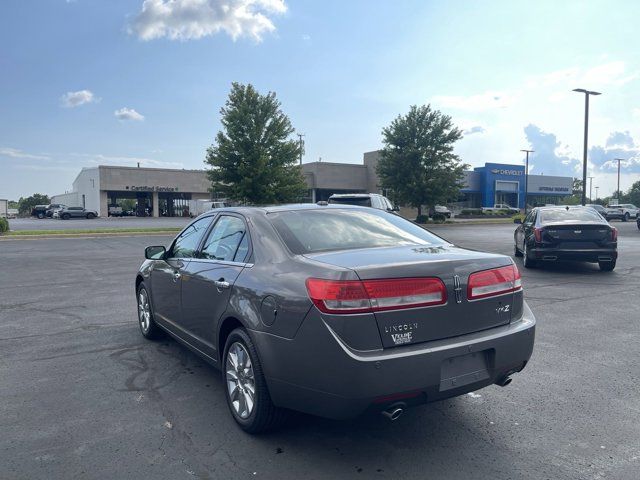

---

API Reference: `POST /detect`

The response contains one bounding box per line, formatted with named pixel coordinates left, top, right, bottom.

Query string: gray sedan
left=136, top=205, right=536, bottom=432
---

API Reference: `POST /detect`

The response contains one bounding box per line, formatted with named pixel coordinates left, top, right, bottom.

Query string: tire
left=86, top=213, right=95, bottom=219
left=62, top=213, right=70, bottom=220
left=222, top=328, right=288, bottom=433
left=136, top=283, right=163, bottom=340
left=637, top=221, right=640, bottom=231
left=37, top=213, right=44, bottom=219
left=523, top=241, right=536, bottom=268
left=623, top=212, right=629, bottom=222
left=514, top=242, right=523, bottom=257
left=599, top=260, right=616, bottom=272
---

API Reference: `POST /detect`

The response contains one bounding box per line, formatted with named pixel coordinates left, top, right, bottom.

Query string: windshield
left=539, top=209, right=603, bottom=224
left=268, top=208, right=446, bottom=254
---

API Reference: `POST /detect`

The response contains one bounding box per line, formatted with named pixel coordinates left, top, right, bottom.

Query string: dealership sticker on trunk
left=385, top=322, right=418, bottom=345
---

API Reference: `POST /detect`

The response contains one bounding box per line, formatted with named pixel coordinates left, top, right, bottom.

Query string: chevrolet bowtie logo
left=453, top=275, right=462, bottom=303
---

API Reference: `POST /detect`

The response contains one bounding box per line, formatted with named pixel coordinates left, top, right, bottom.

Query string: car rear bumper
left=251, top=303, right=536, bottom=419
left=530, top=247, right=617, bottom=262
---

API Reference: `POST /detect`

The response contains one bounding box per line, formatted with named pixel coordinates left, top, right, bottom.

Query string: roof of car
left=199, top=203, right=372, bottom=217
left=328, top=193, right=379, bottom=198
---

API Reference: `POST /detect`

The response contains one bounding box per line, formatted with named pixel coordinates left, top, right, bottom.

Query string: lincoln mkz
left=136, top=205, right=535, bottom=432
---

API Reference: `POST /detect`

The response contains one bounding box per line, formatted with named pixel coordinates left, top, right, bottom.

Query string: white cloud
left=130, top=0, right=287, bottom=42
left=60, top=89, right=98, bottom=108
left=432, top=91, right=514, bottom=112
left=114, top=107, right=145, bottom=121
left=0, top=147, right=50, bottom=160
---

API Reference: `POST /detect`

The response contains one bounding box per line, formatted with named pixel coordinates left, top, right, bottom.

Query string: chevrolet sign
left=491, top=168, right=524, bottom=176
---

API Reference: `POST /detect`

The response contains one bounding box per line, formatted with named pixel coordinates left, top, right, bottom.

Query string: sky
left=2, top=0, right=640, bottom=201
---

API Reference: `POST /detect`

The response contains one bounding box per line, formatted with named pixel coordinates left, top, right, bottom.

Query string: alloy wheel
left=138, top=289, right=151, bottom=333
left=226, top=342, right=256, bottom=419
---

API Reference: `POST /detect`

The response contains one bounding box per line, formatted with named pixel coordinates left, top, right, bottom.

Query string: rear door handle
left=214, top=280, right=230, bottom=289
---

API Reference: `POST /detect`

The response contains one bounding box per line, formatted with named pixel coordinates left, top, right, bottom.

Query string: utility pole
left=614, top=158, right=624, bottom=202
left=520, top=149, right=534, bottom=214
left=573, top=88, right=602, bottom=206
left=297, top=133, right=305, bottom=165
left=595, top=186, right=599, bottom=201
left=588, top=176, right=594, bottom=202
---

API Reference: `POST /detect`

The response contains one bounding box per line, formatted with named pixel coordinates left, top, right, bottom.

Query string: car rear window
left=539, top=209, right=603, bottom=223
left=268, top=208, right=446, bottom=254
left=328, top=197, right=372, bottom=207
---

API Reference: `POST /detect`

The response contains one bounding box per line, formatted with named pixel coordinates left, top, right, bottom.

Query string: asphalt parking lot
left=1, top=223, right=639, bottom=479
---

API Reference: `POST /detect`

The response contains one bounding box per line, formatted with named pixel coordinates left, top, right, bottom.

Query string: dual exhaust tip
left=381, top=376, right=515, bottom=420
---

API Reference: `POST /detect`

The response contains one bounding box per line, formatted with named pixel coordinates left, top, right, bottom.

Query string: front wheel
left=86, top=213, right=95, bottom=219
left=523, top=242, right=536, bottom=268
left=223, top=328, right=287, bottom=433
left=623, top=212, right=630, bottom=222
left=599, top=260, right=616, bottom=272
left=137, top=283, right=163, bottom=339
left=62, top=213, right=70, bottom=220
left=37, top=213, right=44, bottom=219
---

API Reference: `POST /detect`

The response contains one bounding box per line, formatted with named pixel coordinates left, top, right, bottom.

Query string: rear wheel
left=62, top=213, right=70, bottom=220
left=86, top=212, right=95, bottom=219
left=599, top=260, right=616, bottom=272
left=523, top=242, right=536, bottom=268
left=223, top=328, right=287, bottom=433
left=623, top=212, right=630, bottom=222
left=37, top=212, right=44, bottom=219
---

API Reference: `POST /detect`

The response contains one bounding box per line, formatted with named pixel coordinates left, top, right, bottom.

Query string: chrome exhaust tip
left=382, top=404, right=405, bottom=421
left=495, top=376, right=513, bottom=387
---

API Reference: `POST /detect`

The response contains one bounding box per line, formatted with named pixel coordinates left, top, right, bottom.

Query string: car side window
left=200, top=216, right=248, bottom=262
left=524, top=211, right=534, bottom=224
left=371, top=196, right=382, bottom=209
left=169, top=217, right=213, bottom=259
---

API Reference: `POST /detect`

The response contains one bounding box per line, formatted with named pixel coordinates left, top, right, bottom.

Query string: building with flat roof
left=302, top=151, right=573, bottom=209
left=54, top=152, right=573, bottom=216
left=52, top=165, right=211, bottom=217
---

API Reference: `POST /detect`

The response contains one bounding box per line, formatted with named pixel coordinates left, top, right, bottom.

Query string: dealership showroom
left=51, top=151, right=573, bottom=216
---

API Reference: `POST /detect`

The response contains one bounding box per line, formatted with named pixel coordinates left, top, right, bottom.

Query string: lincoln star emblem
left=453, top=275, right=462, bottom=303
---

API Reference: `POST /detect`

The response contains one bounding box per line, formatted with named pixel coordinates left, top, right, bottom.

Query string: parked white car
left=482, top=204, right=520, bottom=213
left=609, top=203, right=639, bottom=221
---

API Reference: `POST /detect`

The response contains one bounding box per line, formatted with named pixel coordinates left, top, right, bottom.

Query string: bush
left=460, top=209, right=484, bottom=215
left=0, top=217, right=9, bottom=233
left=415, top=214, right=429, bottom=224
left=431, top=213, right=446, bottom=223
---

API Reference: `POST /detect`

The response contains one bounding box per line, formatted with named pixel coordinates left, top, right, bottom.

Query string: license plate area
left=440, top=350, right=490, bottom=392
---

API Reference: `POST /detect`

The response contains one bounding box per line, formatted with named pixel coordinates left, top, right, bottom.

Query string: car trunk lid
left=304, top=245, right=520, bottom=348
left=541, top=222, right=612, bottom=248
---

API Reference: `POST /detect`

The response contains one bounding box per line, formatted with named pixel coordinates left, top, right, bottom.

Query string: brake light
left=611, top=227, right=618, bottom=241
left=534, top=227, right=543, bottom=243
left=467, top=264, right=522, bottom=300
left=305, top=277, right=447, bottom=314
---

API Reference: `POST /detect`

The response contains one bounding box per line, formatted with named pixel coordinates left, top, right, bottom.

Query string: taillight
left=467, top=264, right=522, bottom=301
left=305, top=277, right=447, bottom=314
left=534, top=227, right=543, bottom=243
left=611, top=227, right=618, bottom=241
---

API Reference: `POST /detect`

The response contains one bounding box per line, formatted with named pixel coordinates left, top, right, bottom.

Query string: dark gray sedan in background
left=136, top=205, right=536, bottom=432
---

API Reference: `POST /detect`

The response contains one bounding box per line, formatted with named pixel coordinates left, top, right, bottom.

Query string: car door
left=150, top=216, right=214, bottom=334
left=522, top=210, right=537, bottom=249
left=517, top=210, right=534, bottom=249
left=180, top=214, right=252, bottom=359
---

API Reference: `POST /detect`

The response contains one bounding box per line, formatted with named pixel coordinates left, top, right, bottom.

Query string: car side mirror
left=513, top=218, right=522, bottom=224
left=392, top=206, right=400, bottom=212
left=145, top=245, right=166, bottom=260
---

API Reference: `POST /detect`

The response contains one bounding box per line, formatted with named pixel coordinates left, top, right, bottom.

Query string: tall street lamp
left=614, top=158, right=624, bottom=202
left=520, top=149, right=534, bottom=214
left=588, top=176, right=594, bottom=202
left=595, top=186, right=599, bottom=200
left=573, top=88, right=602, bottom=206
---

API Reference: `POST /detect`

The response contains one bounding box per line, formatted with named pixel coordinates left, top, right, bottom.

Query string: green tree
left=8, top=200, right=18, bottom=209
left=205, top=82, right=307, bottom=205
left=376, top=104, right=467, bottom=217
left=18, top=193, right=50, bottom=215
left=624, top=180, right=640, bottom=205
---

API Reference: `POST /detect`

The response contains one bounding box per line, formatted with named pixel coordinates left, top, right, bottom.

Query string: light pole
left=614, top=158, right=624, bottom=202
left=588, top=176, right=594, bottom=202
left=297, top=133, right=305, bottom=165
left=573, top=88, right=602, bottom=206
left=595, top=186, right=599, bottom=201
left=520, top=149, right=534, bottom=214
